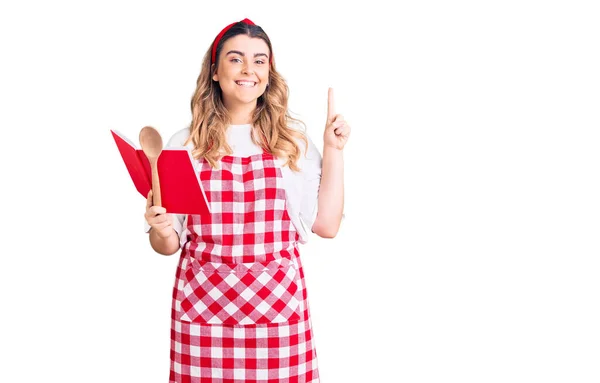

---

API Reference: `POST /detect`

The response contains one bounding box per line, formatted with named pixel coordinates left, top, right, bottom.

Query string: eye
left=255, top=60, right=265, bottom=65
left=230, top=58, right=242, bottom=63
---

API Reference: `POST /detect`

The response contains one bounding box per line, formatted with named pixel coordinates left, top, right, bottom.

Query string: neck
left=224, top=100, right=256, bottom=125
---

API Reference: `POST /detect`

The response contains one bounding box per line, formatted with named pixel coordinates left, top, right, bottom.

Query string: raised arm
left=311, top=88, right=351, bottom=238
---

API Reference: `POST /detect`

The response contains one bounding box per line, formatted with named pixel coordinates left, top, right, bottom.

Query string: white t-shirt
left=144, top=124, right=322, bottom=246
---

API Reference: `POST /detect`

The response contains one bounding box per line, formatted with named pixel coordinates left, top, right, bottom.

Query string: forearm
left=313, top=146, right=344, bottom=237
left=149, top=228, right=180, bottom=256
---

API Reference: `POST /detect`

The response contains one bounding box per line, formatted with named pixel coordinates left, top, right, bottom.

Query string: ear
left=211, top=63, right=218, bottom=81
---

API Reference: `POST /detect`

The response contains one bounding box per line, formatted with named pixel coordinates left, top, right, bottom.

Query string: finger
left=334, top=127, right=346, bottom=136
left=154, top=220, right=172, bottom=231
left=329, top=114, right=345, bottom=126
left=157, top=226, right=174, bottom=238
left=327, top=87, right=335, bottom=122
left=151, top=223, right=172, bottom=236
left=344, top=124, right=351, bottom=136
left=152, top=213, right=169, bottom=224
left=335, top=123, right=351, bottom=135
left=150, top=206, right=167, bottom=215
left=149, top=216, right=170, bottom=229
left=145, top=206, right=167, bottom=222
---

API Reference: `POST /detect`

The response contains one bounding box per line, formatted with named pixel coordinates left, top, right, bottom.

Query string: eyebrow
left=226, top=50, right=269, bottom=59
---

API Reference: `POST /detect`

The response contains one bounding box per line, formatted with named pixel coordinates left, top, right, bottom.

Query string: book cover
left=111, top=129, right=211, bottom=216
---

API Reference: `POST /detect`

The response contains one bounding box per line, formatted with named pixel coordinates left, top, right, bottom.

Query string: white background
left=1, top=0, right=599, bottom=382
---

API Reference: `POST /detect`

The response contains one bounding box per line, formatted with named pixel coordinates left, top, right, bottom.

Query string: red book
left=110, top=129, right=211, bottom=216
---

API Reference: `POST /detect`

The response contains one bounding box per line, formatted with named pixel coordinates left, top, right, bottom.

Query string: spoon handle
left=151, top=158, right=162, bottom=207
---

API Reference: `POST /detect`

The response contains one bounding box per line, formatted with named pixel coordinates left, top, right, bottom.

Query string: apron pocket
left=178, top=257, right=302, bottom=325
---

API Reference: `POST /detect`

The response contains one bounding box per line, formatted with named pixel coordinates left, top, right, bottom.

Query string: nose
left=242, top=63, right=255, bottom=75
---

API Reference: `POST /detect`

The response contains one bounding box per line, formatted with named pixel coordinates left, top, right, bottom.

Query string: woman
left=144, top=18, right=350, bottom=382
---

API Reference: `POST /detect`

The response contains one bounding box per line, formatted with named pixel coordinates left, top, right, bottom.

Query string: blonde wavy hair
left=184, top=21, right=308, bottom=172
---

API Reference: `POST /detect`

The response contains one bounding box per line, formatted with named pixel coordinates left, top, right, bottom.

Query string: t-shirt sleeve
left=298, top=134, right=322, bottom=233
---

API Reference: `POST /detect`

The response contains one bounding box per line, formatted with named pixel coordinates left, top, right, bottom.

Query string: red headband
left=210, top=18, right=272, bottom=65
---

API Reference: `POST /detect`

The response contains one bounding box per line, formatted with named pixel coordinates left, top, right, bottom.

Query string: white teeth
left=235, top=81, right=256, bottom=87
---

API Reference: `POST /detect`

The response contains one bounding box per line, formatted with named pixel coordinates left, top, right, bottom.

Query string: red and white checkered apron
left=169, top=150, right=319, bottom=382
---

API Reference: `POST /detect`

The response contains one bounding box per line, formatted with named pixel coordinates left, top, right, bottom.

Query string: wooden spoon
left=139, top=126, right=163, bottom=207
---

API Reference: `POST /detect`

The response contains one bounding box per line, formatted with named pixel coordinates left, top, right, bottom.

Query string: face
left=212, top=34, right=270, bottom=108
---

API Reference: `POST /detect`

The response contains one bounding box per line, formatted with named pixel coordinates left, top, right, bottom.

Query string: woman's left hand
left=324, top=87, right=351, bottom=150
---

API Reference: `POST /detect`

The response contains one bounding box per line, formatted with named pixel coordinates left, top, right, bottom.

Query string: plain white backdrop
left=1, top=0, right=599, bottom=382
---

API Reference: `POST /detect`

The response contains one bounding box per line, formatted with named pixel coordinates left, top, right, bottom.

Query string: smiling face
left=212, top=34, right=270, bottom=109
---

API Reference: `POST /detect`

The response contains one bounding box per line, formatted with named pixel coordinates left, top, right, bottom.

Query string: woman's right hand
left=144, top=190, right=174, bottom=238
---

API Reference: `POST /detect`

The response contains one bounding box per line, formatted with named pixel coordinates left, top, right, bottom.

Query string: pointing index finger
left=327, top=87, right=335, bottom=122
